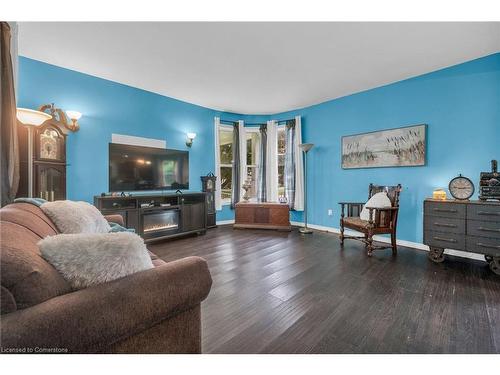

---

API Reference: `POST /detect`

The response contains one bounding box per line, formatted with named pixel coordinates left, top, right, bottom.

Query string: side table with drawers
left=423, top=199, right=500, bottom=275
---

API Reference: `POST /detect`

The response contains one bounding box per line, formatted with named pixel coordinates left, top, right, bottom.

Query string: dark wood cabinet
left=234, top=202, right=291, bottom=231
left=201, top=174, right=217, bottom=228
left=424, top=199, right=500, bottom=275
left=94, top=193, right=207, bottom=243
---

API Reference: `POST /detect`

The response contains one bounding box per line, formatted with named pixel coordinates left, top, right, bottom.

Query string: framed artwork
left=341, top=124, right=427, bottom=169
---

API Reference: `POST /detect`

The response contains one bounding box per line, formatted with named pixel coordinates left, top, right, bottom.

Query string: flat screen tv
left=109, top=143, right=189, bottom=192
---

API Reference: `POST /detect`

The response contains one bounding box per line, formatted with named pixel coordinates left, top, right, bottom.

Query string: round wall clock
left=449, top=174, right=475, bottom=200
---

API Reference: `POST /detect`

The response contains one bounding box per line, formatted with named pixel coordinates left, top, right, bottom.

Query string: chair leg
left=367, top=232, right=374, bottom=256
left=364, top=233, right=368, bottom=247
left=391, top=232, right=397, bottom=255
left=339, top=220, right=344, bottom=246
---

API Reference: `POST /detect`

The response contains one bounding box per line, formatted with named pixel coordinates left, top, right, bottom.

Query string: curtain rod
left=220, top=118, right=295, bottom=125
left=219, top=119, right=266, bottom=126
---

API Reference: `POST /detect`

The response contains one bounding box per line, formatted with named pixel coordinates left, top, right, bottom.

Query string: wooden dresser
left=234, top=202, right=291, bottom=231
left=423, top=199, right=500, bottom=275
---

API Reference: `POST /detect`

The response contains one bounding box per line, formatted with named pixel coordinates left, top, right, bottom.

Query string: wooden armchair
left=339, top=184, right=402, bottom=256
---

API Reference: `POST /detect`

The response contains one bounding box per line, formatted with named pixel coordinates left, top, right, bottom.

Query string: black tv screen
left=109, top=143, right=189, bottom=192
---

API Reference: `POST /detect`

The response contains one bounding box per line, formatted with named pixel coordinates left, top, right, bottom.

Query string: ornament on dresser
left=448, top=174, right=474, bottom=200
left=242, top=178, right=252, bottom=202
left=479, top=160, right=500, bottom=201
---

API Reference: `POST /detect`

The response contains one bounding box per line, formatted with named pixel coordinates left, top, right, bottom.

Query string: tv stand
left=94, top=192, right=207, bottom=243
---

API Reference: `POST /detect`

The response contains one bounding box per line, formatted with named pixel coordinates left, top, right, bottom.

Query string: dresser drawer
left=468, top=204, right=500, bottom=222
left=424, top=201, right=466, bottom=219
left=424, top=230, right=465, bottom=250
left=424, top=216, right=465, bottom=234
left=466, top=236, right=500, bottom=257
left=467, top=220, right=500, bottom=239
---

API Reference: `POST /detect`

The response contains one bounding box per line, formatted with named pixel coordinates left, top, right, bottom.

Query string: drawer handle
left=434, top=222, right=457, bottom=228
left=477, top=211, right=500, bottom=216
left=433, top=236, right=457, bottom=243
left=477, top=242, right=500, bottom=250
left=478, top=227, right=500, bottom=233
left=433, top=208, right=457, bottom=213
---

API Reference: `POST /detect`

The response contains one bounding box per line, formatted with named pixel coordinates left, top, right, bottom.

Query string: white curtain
left=238, top=120, right=247, bottom=201
left=293, top=116, right=305, bottom=211
left=214, top=117, right=222, bottom=210
left=266, top=120, right=279, bottom=202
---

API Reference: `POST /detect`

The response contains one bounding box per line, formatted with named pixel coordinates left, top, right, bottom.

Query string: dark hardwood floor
left=149, top=225, right=500, bottom=354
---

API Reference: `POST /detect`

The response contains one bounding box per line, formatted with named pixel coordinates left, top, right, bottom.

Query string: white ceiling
left=18, top=22, right=500, bottom=114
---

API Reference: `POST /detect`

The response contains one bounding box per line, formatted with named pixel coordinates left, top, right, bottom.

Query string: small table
left=234, top=202, right=291, bottom=231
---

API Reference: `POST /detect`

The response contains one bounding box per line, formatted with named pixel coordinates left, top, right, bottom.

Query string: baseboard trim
left=290, top=221, right=485, bottom=261
left=216, top=219, right=235, bottom=225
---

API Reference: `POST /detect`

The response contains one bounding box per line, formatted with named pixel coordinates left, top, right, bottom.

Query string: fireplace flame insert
left=142, top=208, right=180, bottom=238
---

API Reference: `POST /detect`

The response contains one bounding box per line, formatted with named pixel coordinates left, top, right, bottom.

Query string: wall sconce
left=38, top=103, right=82, bottom=132
left=66, top=110, right=82, bottom=132
left=186, top=132, right=197, bottom=147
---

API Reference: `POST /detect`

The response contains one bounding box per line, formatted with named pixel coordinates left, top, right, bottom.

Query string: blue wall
left=274, top=53, right=500, bottom=243
left=17, top=57, right=257, bottom=204
left=18, top=54, right=500, bottom=243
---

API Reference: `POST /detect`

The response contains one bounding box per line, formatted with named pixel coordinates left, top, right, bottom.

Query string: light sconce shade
left=65, top=110, right=82, bottom=132
left=186, top=132, right=197, bottom=147
left=66, top=110, right=82, bottom=121
left=16, top=108, right=52, bottom=126
left=299, top=143, right=314, bottom=153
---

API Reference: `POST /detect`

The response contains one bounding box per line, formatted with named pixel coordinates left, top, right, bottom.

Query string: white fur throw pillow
left=360, top=192, right=392, bottom=221
left=39, top=232, right=154, bottom=290
left=41, top=200, right=111, bottom=234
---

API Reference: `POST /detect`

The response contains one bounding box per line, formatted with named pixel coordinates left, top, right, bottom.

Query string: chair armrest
left=0, top=256, right=212, bottom=353
left=104, top=214, right=125, bottom=226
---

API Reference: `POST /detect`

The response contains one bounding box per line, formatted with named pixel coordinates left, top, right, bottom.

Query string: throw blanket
left=14, top=197, right=47, bottom=207
left=41, top=200, right=111, bottom=234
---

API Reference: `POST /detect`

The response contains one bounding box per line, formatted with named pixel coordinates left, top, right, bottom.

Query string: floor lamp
left=298, top=143, right=314, bottom=234
left=16, top=108, right=52, bottom=197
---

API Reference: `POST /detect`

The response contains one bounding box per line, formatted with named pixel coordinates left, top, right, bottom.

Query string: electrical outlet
left=327, top=209, right=333, bottom=216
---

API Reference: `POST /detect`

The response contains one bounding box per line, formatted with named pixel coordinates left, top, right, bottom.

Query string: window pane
left=246, top=166, right=257, bottom=200
left=277, top=128, right=286, bottom=155
left=277, top=127, right=286, bottom=198
left=219, top=128, right=233, bottom=165
left=246, top=132, right=259, bottom=166
left=220, top=166, right=232, bottom=200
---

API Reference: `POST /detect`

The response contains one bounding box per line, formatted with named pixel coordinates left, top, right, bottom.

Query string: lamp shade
left=66, top=110, right=82, bottom=120
left=16, top=108, right=52, bottom=126
left=299, top=143, right=314, bottom=153
left=187, top=132, right=197, bottom=140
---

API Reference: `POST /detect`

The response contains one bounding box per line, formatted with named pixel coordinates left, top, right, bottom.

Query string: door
left=34, top=163, right=66, bottom=201
left=182, top=203, right=206, bottom=232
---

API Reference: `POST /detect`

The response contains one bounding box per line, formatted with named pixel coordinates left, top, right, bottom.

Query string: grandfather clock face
left=39, top=127, right=63, bottom=160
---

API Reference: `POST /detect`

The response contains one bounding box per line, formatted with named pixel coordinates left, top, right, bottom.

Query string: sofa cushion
left=39, top=232, right=154, bottom=290
left=1, top=221, right=72, bottom=312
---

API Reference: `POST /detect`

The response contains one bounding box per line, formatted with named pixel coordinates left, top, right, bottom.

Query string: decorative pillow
left=41, top=200, right=111, bottom=234
left=360, top=192, right=392, bottom=221
left=38, top=232, right=154, bottom=290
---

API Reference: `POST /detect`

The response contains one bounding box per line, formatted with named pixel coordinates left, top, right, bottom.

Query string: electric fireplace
left=142, top=209, right=180, bottom=238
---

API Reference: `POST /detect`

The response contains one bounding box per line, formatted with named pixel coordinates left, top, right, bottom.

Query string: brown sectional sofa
left=0, top=203, right=212, bottom=353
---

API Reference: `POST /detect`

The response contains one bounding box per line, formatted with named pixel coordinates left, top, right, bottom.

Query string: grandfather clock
left=17, top=104, right=73, bottom=201
left=201, top=173, right=217, bottom=228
